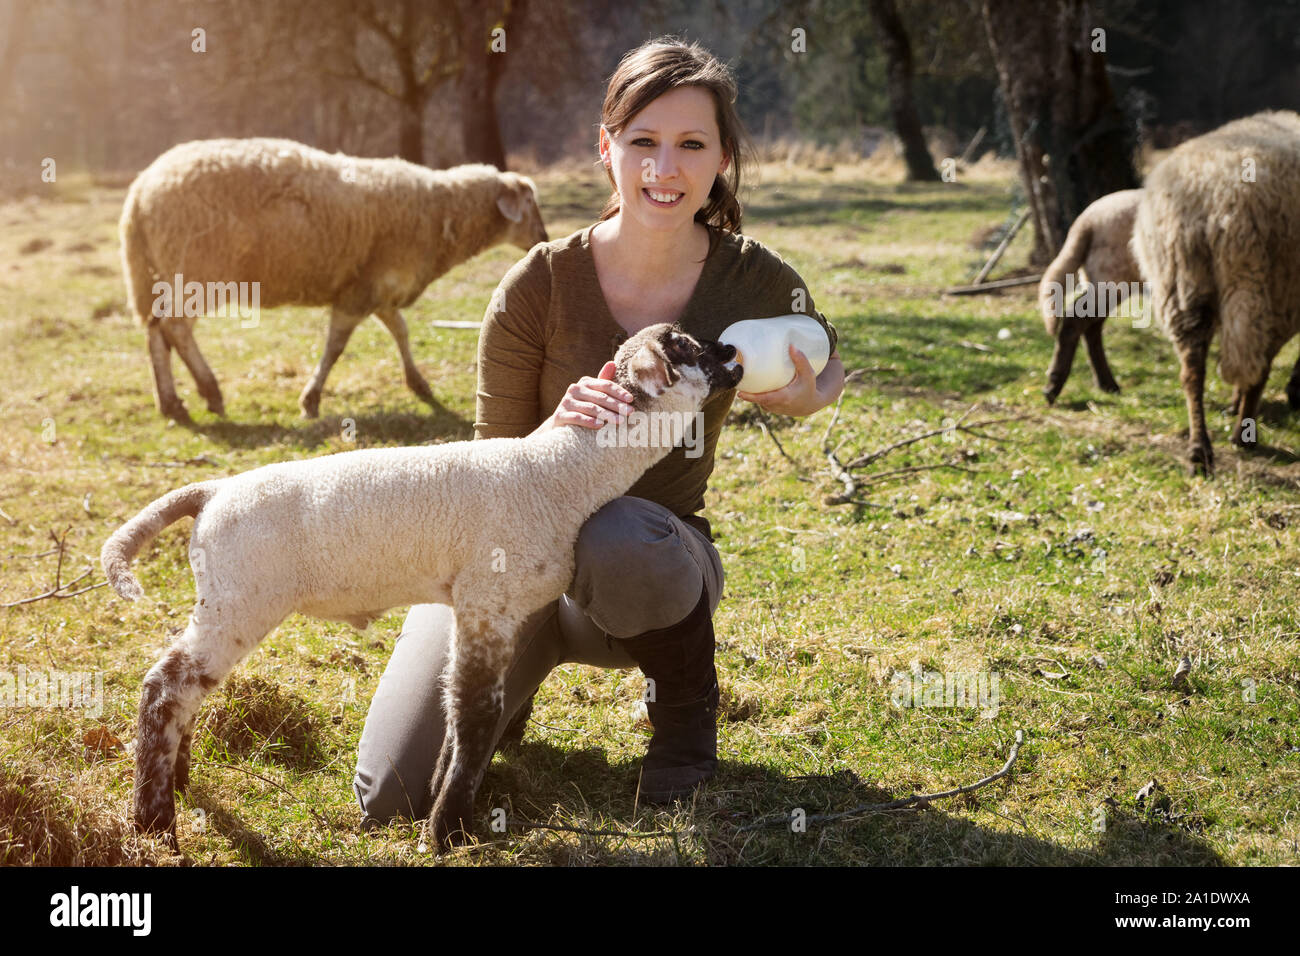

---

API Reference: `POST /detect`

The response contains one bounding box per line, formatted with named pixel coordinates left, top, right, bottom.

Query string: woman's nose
left=653, top=147, right=679, bottom=182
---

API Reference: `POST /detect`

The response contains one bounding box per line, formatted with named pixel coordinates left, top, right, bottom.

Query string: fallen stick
left=736, top=729, right=1026, bottom=831
left=945, top=274, right=1042, bottom=295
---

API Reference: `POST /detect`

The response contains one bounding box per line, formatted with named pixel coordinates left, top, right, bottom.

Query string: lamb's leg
left=174, top=715, right=197, bottom=795
left=160, top=318, right=225, bottom=416
left=1083, top=320, right=1120, bottom=394
left=428, top=612, right=516, bottom=850
left=147, top=322, right=188, bottom=421
left=134, top=609, right=281, bottom=848
left=300, top=307, right=366, bottom=418
left=375, top=307, right=437, bottom=407
left=1175, top=326, right=1215, bottom=476
left=1044, top=320, right=1082, bottom=404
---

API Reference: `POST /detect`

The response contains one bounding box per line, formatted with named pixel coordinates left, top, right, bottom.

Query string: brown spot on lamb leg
left=1083, top=320, right=1120, bottom=393
left=376, top=307, right=436, bottom=406
left=1177, top=331, right=1214, bottom=476
left=1044, top=321, right=1082, bottom=404
left=160, top=318, right=224, bottom=416
left=174, top=715, right=197, bottom=795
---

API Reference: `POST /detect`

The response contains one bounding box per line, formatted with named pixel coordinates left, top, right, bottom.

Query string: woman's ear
left=598, top=126, right=612, bottom=168
left=718, top=150, right=730, bottom=175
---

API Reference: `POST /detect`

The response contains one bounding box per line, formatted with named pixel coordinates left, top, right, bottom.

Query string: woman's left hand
left=735, top=344, right=826, bottom=417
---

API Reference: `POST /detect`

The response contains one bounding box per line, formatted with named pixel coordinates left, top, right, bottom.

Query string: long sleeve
left=473, top=246, right=553, bottom=440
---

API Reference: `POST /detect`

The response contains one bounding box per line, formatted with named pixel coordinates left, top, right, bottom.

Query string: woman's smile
left=643, top=187, right=684, bottom=208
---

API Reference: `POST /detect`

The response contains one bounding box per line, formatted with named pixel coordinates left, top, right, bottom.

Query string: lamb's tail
left=119, top=186, right=160, bottom=327
left=1038, top=217, right=1092, bottom=337
left=101, top=482, right=216, bottom=601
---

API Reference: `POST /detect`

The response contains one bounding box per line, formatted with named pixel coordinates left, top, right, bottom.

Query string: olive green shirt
left=474, top=222, right=839, bottom=542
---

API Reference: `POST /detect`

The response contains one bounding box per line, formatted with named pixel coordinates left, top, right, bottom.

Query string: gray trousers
left=352, top=496, right=725, bottom=825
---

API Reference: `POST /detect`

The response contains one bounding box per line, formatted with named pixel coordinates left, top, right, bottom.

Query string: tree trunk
left=459, top=0, right=526, bottom=169
left=982, top=0, right=1138, bottom=264
left=868, top=0, right=940, bottom=181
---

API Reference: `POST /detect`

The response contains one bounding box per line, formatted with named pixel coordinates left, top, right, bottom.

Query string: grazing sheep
left=120, top=138, right=549, bottom=420
left=1131, top=110, right=1300, bottom=474
left=100, top=324, right=742, bottom=851
left=1039, top=189, right=1143, bottom=403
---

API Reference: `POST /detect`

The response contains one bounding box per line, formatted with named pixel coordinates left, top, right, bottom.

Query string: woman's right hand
left=542, top=360, right=636, bottom=431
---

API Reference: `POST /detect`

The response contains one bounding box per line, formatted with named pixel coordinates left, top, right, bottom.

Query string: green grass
left=1, top=162, right=1298, bottom=865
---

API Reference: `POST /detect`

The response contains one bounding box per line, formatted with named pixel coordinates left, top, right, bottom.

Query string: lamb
left=1039, top=189, right=1143, bottom=403
left=119, top=138, right=549, bottom=420
left=100, top=324, right=742, bottom=851
left=1131, top=110, right=1300, bottom=474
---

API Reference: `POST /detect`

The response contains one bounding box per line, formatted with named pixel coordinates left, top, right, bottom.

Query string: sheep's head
left=497, top=173, right=549, bottom=250
left=614, top=324, right=743, bottom=415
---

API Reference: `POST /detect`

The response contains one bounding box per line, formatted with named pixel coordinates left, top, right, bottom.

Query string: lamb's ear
left=628, top=340, right=679, bottom=396
left=497, top=182, right=525, bottom=223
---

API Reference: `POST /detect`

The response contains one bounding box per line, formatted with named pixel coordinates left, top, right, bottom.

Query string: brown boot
left=619, top=584, right=719, bottom=804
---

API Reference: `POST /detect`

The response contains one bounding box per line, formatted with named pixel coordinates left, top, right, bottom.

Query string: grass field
left=1, top=158, right=1298, bottom=866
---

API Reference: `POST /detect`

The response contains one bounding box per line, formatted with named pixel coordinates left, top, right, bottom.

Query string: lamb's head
left=496, top=173, right=549, bottom=250
left=614, top=323, right=743, bottom=416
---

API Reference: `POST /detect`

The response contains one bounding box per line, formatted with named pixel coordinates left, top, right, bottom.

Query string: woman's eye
left=682, top=140, right=705, bottom=150
left=632, top=138, right=654, bottom=147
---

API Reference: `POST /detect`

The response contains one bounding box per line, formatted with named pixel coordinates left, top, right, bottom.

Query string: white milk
left=718, top=315, right=832, bottom=393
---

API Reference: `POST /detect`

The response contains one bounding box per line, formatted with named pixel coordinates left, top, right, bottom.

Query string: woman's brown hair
left=597, top=37, right=751, bottom=256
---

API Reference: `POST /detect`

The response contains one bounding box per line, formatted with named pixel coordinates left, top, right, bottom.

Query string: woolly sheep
left=100, top=324, right=742, bottom=851
left=1038, top=189, right=1142, bottom=403
left=1131, top=110, right=1300, bottom=474
left=119, top=138, right=548, bottom=420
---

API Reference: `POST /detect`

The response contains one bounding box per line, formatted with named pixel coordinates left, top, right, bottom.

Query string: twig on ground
left=1, top=525, right=108, bottom=607
left=736, top=729, right=1025, bottom=831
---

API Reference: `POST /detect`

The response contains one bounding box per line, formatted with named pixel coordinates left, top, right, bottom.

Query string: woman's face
left=600, top=85, right=730, bottom=234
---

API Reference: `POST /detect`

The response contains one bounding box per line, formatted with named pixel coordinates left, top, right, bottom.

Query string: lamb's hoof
left=298, top=396, right=321, bottom=419
left=1043, top=385, right=1061, bottom=405
left=429, top=804, right=473, bottom=851
left=204, top=397, right=226, bottom=417
left=1096, top=379, right=1121, bottom=395
left=134, top=810, right=179, bottom=851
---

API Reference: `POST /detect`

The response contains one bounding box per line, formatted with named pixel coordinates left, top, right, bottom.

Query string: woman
left=354, top=37, right=844, bottom=825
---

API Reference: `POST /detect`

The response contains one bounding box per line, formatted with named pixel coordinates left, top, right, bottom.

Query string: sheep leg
left=428, top=612, right=514, bottom=850
left=160, top=318, right=225, bottom=416
left=1287, top=353, right=1300, bottom=411
left=147, top=322, right=189, bottom=421
left=376, top=307, right=437, bottom=407
left=1176, top=329, right=1215, bottom=476
left=1231, top=378, right=1268, bottom=447
left=1044, top=321, right=1082, bottom=404
left=300, top=308, right=366, bottom=418
left=1083, top=320, right=1120, bottom=393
